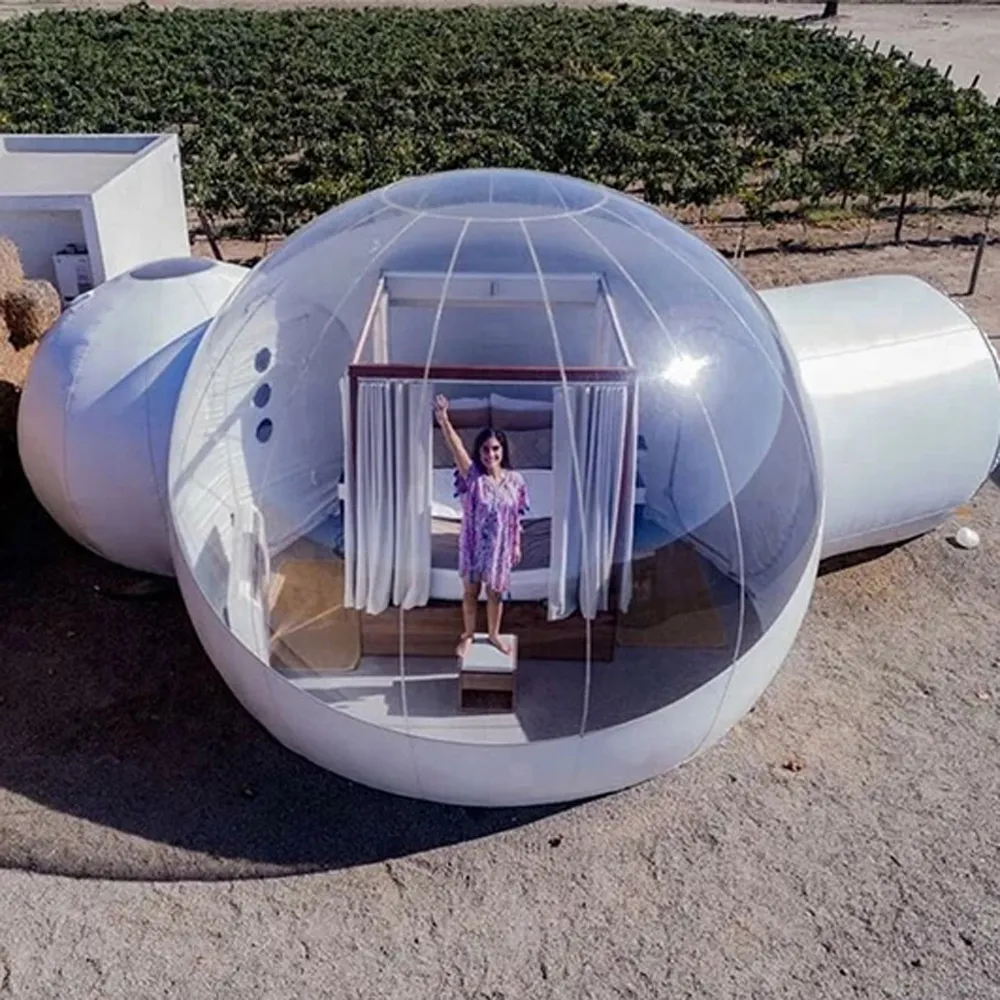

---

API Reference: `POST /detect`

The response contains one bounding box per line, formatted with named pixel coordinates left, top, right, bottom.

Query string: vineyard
left=0, top=2, right=998, bottom=240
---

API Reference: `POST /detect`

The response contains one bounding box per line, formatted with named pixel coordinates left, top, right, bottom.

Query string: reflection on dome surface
left=169, top=168, right=821, bottom=749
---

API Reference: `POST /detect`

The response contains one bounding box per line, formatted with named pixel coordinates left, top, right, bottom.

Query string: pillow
left=490, top=392, right=553, bottom=431
left=432, top=500, right=462, bottom=521
left=440, top=396, right=489, bottom=428
left=433, top=427, right=478, bottom=467
left=505, top=428, right=552, bottom=469
left=432, top=469, right=463, bottom=520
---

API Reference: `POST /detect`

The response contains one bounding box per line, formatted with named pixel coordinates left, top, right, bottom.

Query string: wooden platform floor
left=267, top=535, right=755, bottom=744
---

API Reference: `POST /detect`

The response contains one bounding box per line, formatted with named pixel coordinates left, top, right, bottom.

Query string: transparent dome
left=170, top=168, right=822, bottom=749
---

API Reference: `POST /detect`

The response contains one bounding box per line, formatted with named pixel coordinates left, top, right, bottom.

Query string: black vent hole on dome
left=253, top=383, right=271, bottom=408
left=254, top=348, right=272, bottom=373
left=256, top=419, right=273, bottom=444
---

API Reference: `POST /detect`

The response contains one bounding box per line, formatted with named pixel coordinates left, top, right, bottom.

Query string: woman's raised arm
left=433, top=394, right=472, bottom=477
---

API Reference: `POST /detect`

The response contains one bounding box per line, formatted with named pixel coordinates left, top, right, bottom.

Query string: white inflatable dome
left=18, top=257, right=249, bottom=575
left=169, top=168, right=824, bottom=806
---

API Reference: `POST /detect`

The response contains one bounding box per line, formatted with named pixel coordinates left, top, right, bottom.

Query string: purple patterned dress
left=454, top=464, right=530, bottom=596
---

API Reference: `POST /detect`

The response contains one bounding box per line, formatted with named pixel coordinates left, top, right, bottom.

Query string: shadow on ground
left=817, top=540, right=911, bottom=577
left=0, top=453, right=568, bottom=882
left=0, top=473, right=884, bottom=882
left=2, top=368, right=947, bottom=882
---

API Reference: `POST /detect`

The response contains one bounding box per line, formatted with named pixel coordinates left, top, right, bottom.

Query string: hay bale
left=0, top=236, right=24, bottom=299
left=3, top=279, right=61, bottom=350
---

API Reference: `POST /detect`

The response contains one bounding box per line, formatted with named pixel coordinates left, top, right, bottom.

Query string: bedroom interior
left=260, top=266, right=748, bottom=740
left=150, top=165, right=827, bottom=796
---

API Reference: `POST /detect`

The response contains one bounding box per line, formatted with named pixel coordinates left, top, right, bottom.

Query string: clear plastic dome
left=170, top=168, right=821, bottom=748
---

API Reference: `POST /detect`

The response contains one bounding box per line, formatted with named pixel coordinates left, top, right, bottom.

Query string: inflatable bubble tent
left=168, top=168, right=825, bottom=805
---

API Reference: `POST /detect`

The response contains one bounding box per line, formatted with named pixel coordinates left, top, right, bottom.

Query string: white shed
left=0, top=132, right=190, bottom=302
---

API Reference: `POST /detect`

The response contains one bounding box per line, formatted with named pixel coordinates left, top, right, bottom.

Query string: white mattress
left=427, top=465, right=645, bottom=601
left=431, top=467, right=644, bottom=520
left=430, top=565, right=550, bottom=602
left=430, top=515, right=551, bottom=601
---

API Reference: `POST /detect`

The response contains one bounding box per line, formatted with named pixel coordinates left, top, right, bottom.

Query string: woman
left=433, top=393, right=528, bottom=658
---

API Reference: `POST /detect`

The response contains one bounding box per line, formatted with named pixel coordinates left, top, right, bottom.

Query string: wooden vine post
left=197, top=208, right=224, bottom=262
left=895, top=192, right=908, bottom=244
left=967, top=233, right=988, bottom=297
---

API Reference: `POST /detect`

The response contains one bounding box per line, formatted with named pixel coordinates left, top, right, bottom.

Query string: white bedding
left=430, top=469, right=553, bottom=601
left=430, top=565, right=550, bottom=602
left=428, top=466, right=644, bottom=601
left=431, top=468, right=643, bottom=521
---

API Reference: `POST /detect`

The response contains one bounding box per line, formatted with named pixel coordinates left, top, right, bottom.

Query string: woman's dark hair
left=472, top=427, right=513, bottom=473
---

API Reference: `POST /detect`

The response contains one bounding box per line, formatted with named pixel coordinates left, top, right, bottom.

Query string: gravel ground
left=2, top=3, right=1000, bottom=998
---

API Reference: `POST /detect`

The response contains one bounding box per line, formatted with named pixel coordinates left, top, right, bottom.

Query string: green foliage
left=1, top=2, right=997, bottom=237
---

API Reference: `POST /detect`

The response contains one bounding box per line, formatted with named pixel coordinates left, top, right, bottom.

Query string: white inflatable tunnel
left=761, top=275, right=1000, bottom=559
left=17, top=257, right=249, bottom=575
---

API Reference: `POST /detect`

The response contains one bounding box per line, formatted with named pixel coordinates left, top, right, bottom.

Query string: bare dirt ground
left=655, top=2, right=1000, bottom=99
left=2, top=216, right=999, bottom=998
left=2, top=3, right=1000, bottom=999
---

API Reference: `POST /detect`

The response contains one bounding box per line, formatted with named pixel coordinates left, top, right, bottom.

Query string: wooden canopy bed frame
left=340, top=269, right=641, bottom=662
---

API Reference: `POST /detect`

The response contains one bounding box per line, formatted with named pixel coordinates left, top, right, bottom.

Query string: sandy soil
left=2, top=215, right=999, bottom=997
left=655, top=2, right=1000, bottom=99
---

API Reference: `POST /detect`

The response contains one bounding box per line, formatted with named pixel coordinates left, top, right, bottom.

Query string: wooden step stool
left=458, top=633, right=518, bottom=713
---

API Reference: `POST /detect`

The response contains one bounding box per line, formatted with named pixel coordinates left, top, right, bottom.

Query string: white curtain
left=372, top=290, right=388, bottom=363
left=342, top=378, right=432, bottom=615
left=548, top=383, right=637, bottom=621
left=596, top=295, right=614, bottom=368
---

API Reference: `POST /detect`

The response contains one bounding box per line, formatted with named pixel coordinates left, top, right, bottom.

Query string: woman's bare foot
left=456, top=632, right=474, bottom=658
left=487, top=632, right=511, bottom=656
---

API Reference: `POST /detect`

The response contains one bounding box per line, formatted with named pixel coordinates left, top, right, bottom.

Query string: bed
left=427, top=392, right=645, bottom=603
left=430, top=468, right=555, bottom=601
left=337, top=269, right=644, bottom=648
left=428, top=392, right=552, bottom=600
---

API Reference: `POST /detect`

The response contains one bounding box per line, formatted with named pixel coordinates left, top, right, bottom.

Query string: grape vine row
left=0, top=3, right=997, bottom=239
